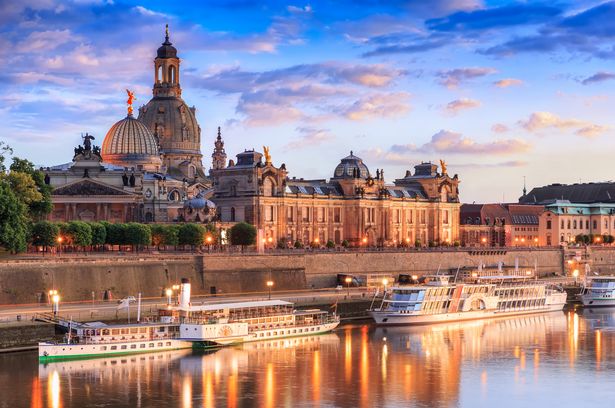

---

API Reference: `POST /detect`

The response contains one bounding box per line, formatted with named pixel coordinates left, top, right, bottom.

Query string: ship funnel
left=179, top=278, right=191, bottom=309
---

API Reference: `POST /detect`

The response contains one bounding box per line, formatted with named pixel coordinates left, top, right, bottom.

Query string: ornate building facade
left=45, top=28, right=213, bottom=224
left=210, top=142, right=461, bottom=246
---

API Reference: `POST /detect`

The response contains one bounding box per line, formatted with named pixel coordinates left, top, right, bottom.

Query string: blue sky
left=2, top=0, right=615, bottom=202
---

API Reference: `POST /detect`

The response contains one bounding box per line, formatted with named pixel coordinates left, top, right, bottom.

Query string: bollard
left=16, top=315, right=21, bottom=322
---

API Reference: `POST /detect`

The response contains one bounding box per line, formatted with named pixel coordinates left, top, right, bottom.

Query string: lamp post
left=50, top=291, right=60, bottom=316
left=382, top=278, right=389, bottom=293
left=206, top=235, right=213, bottom=253
left=56, top=236, right=63, bottom=256
left=481, top=236, right=487, bottom=247
left=266, top=280, right=274, bottom=300
left=165, top=288, right=173, bottom=306
left=573, top=269, right=580, bottom=285
left=345, top=276, right=352, bottom=297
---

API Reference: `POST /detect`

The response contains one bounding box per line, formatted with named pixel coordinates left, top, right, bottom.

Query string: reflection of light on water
left=203, top=371, right=214, bottom=408
left=520, top=350, right=526, bottom=371
left=596, top=330, right=602, bottom=370
left=48, top=370, right=61, bottom=408
left=265, top=362, right=274, bottom=408
left=345, top=328, right=352, bottom=383
left=381, top=343, right=388, bottom=381
left=568, top=311, right=579, bottom=368
left=182, top=375, right=192, bottom=408
left=31, top=377, right=42, bottom=408
left=404, top=364, right=412, bottom=399
left=313, top=350, right=320, bottom=403
left=228, top=374, right=237, bottom=408
left=360, top=326, right=369, bottom=407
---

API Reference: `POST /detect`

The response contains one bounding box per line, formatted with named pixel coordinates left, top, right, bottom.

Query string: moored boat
left=368, top=274, right=567, bottom=325
left=578, top=276, right=615, bottom=307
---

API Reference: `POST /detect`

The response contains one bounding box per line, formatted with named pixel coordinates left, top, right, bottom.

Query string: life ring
left=43, top=351, right=49, bottom=356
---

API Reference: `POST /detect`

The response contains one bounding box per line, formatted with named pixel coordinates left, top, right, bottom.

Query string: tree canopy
left=229, top=222, right=257, bottom=247
left=0, top=181, right=29, bottom=253
left=178, top=223, right=205, bottom=247
left=31, top=221, right=60, bottom=247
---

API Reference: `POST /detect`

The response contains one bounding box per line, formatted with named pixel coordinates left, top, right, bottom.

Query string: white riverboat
left=368, top=275, right=567, bottom=325
left=578, top=276, right=615, bottom=307
left=39, top=279, right=339, bottom=361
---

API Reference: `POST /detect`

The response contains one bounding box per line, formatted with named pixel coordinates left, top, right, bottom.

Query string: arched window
left=145, top=212, right=153, bottom=222
left=168, top=65, right=176, bottom=84
left=168, top=190, right=180, bottom=201
left=156, top=65, right=163, bottom=84
left=230, top=207, right=236, bottom=222
left=440, top=185, right=450, bottom=202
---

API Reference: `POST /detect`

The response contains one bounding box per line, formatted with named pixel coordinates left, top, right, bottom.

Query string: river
left=1, top=308, right=614, bottom=407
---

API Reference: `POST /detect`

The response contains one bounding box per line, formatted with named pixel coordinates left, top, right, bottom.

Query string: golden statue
left=440, top=159, right=447, bottom=175
left=263, top=146, right=271, bottom=164
left=126, top=89, right=136, bottom=116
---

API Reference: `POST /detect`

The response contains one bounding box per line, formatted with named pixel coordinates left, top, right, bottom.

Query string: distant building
left=210, top=141, right=461, bottom=246
left=520, top=182, right=615, bottom=245
left=460, top=204, right=543, bottom=247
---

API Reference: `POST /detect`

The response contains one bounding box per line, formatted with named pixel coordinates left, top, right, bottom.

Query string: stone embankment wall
left=0, top=248, right=566, bottom=304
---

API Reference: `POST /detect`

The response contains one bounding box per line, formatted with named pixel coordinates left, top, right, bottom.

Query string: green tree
left=415, top=239, right=422, bottom=248
left=0, top=182, right=29, bottom=253
left=31, top=221, right=59, bottom=250
left=151, top=224, right=166, bottom=247
left=163, top=225, right=180, bottom=247
left=3, top=172, right=42, bottom=206
left=125, top=223, right=151, bottom=249
left=326, top=240, right=335, bottom=249
left=277, top=238, right=287, bottom=249
left=178, top=223, right=205, bottom=248
left=341, top=240, right=349, bottom=248
left=89, top=222, right=107, bottom=247
left=0, top=141, right=12, bottom=172
left=229, top=222, right=257, bottom=249
left=66, top=221, right=92, bottom=247
left=104, top=223, right=126, bottom=246
left=294, top=239, right=304, bottom=249
left=9, top=158, right=53, bottom=220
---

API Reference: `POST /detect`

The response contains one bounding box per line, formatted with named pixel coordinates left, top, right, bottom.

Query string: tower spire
left=165, top=24, right=169, bottom=42
left=523, top=176, right=527, bottom=197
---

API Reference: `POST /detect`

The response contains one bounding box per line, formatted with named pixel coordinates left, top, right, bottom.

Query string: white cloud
left=494, top=78, right=523, bottom=88
left=444, top=98, right=481, bottom=115
left=519, top=111, right=609, bottom=138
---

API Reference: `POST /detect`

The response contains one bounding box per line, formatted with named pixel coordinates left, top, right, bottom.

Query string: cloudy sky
left=2, top=0, right=615, bottom=202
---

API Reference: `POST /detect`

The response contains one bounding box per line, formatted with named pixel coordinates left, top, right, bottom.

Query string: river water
left=1, top=308, right=614, bottom=408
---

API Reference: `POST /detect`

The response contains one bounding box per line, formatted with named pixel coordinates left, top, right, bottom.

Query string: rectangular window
left=302, top=207, right=310, bottom=222
left=317, top=207, right=325, bottom=222
left=567, top=220, right=571, bottom=229
left=546, top=220, right=552, bottom=230
left=593, top=220, right=598, bottom=229
left=443, top=210, right=449, bottom=225
left=286, top=207, right=293, bottom=222
left=408, top=210, right=413, bottom=224
left=334, top=208, right=341, bottom=223
left=561, top=220, right=564, bottom=229
left=265, top=205, right=274, bottom=222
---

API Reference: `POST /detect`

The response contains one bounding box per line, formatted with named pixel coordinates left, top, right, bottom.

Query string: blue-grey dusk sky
left=2, top=0, right=615, bottom=202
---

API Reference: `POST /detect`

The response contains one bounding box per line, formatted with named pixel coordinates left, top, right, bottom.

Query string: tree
left=0, top=141, right=12, bottom=172
left=89, top=222, right=107, bottom=248
left=163, top=225, right=180, bottom=247
left=104, top=223, right=126, bottom=246
left=178, top=223, right=205, bottom=248
left=8, top=158, right=53, bottom=220
left=326, top=240, right=335, bottom=249
left=3, top=172, right=42, bottom=206
left=575, top=234, right=584, bottom=244
left=277, top=238, right=287, bottom=249
left=229, top=222, right=257, bottom=249
left=415, top=239, right=422, bottom=248
left=294, top=240, right=304, bottom=249
left=341, top=240, right=349, bottom=248
left=0, top=182, right=29, bottom=253
left=66, top=221, right=92, bottom=248
left=151, top=224, right=166, bottom=247
left=125, top=223, right=151, bottom=249
left=31, top=221, right=59, bottom=250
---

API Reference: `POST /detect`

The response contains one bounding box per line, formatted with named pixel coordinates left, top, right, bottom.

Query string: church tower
left=211, top=127, right=227, bottom=172
left=138, top=25, right=205, bottom=181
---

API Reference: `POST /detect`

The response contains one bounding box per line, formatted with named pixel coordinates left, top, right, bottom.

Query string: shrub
left=124, top=223, right=151, bottom=247
left=414, top=239, right=421, bottom=248
left=326, top=240, right=335, bottom=248
left=31, top=221, right=59, bottom=248
left=294, top=240, right=304, bottom=249
left=341, top=240, right=349, bottom=248
left=89, top=222, right=107, bottom=246
left=66, top=221, right=92, bottom=247
left=277, top=238, right=287, bottom=249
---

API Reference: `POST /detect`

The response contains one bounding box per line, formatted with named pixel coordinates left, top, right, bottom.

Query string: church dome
left=157, top=28, right=177, bottom=58
left=333, top=151, right=370, bottom=179
left=101, top=115, right=161, bottom=169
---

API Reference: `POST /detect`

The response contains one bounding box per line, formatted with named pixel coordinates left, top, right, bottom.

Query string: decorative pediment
left=53, top=179, right=135, bottom=196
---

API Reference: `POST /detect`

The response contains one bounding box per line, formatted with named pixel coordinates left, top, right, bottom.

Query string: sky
left=2, top=0, right=615, bottom=202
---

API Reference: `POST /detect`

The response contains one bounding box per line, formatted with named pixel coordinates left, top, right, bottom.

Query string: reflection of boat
left=577, top=307, right=615, bottom=330
left=40, top=279, right=339, bottom=361
left=579, top=276, right=615, bottom=307
left=38, top=349, right=192, bottom=377
left=369, top=275, right=566, bottom=325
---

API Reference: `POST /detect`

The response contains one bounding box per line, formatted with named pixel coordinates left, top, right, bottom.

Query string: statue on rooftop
left=440, top=159, right=447, bottom=175
left=263, top=146, right=271, bottom=164
left=126, top=89, right=136, bottom=116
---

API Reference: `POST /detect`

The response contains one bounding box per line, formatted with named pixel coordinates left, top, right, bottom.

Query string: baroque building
left=138, top=26, right=205, bottom=181
left=210, top=141, right=461, bottom=246
left=44, top=27, right=213, bottom=224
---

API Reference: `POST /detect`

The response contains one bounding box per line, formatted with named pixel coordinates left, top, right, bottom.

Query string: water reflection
left=2, top=310, right=614, bottom=407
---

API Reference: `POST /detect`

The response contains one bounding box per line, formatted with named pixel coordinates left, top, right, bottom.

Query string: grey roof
left=286, top=181, right=343, bottom=196
left=520, top=182, right=615, bottom=204
left=332, top=152, right=370, bottom=179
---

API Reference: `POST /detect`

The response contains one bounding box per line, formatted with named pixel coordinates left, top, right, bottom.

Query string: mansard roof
left=520, top=182, right=615, bottom=205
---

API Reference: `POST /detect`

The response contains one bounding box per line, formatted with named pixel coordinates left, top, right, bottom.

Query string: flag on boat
left=116, top=296, right=136, bottom=310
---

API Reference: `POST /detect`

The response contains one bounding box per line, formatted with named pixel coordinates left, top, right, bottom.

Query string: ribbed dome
left=101, top=115, right=161, bottom=169
left=333, top=151, right=370, bottom=179
left=183, top=194, right=216, bottom=210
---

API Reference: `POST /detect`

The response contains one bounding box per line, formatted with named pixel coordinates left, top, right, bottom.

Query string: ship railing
left=74, top=332, right=180, bottom=345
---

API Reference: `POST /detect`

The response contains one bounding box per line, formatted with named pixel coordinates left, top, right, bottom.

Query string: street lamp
left=165, top=288, right=173, bottom=305
left=382, top=278, right=389, bottom=293
left=481, top=237, right=487, bottom=246
left=411, top=275, right=418, bottom=282
left=266, top=280, right=274, bottom=300
left=572, top=269, right=580, bottom=285
left=56, top=236, right=63, bottom=255
left=51, top=292, right=60, bottom=316
left=345, top=276, right=352, bottom=297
